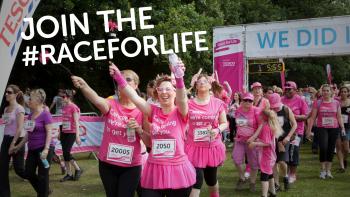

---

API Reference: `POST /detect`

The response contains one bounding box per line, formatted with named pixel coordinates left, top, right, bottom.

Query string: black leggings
left=60, top=132, right=76, bottom=161
left=260, top=173, right=273, bottom=181
left=227, top=115, right=236, bottom=142
left=142, top=187, right=192, bottom=197
left=317, top=127, right=340, bottom=162
left=0, top=135, right=26, bottom=197
left=99, top=160, right=141, bottom=197
left=25, top=146, right=54, bottom=197
left=193, top=167, right=218, bottom=189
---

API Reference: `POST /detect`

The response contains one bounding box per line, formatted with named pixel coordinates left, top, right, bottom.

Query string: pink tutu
left=141, top=159, right=196, bottom=189
left=185, top=143, right=226, bottom=168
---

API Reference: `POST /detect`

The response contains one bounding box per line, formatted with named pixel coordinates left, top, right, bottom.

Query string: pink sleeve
left=300, top=99, right=308, bottom=115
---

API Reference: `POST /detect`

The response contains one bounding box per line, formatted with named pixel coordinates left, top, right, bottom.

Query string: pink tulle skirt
left=185, top=143, right=226, bottom=168
left=141, top=159, right=196, bottom=189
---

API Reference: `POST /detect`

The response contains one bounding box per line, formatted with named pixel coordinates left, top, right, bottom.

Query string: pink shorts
left=232, top=141, right=259, bottom=170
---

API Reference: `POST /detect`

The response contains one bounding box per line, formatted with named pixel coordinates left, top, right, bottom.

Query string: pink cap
left=251, top=82, right=262, bottom=89
left=242, top=93, right=254, bottom=101
left=268, top=93, right=282, bottom=109
left=285, top=81, right=297, bottom=89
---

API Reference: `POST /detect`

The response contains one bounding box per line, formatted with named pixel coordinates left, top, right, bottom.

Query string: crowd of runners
left=1, top=56, right=349, bottom=197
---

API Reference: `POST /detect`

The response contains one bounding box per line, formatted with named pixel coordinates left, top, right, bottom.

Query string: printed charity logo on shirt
left=236, top=118, right=248, bottom=126
left=193, top=127, right=210, bottom=142
left=152, top=139, right=176, bottom=158
left=24, top=120, right=36, bottom=132
left=2, top=113, right=11, bottom=125
left=322, top=117, right=335, bottom=127
left=107, top=143, right=134, bottom=164
left=342, top=115, right=348, bottom=124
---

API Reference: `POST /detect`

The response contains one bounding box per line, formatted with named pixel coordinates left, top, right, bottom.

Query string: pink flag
left=326, top=64, right=332, bottom=84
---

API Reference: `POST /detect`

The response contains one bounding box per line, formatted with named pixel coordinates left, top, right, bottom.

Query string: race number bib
left=342, top=115, right=349, bottom=124
left=194, top=128, right=210, bottom=142
left=2, top=113, right=10, bottom=125
left=24, top=120, right=35, bottom=132
left=62, top=121, right=71, bottom=130
left=278, top=116, right=284, bottom=126
left=236, top=118, right=248, bottom=126
left=152, top=139, right=176, bottom=158
left=107, top=143, right=134, bottom=164
left=322, top=117, right=334, bottom=127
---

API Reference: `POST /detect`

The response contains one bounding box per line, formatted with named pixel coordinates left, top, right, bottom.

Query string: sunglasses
left=5, top=90, right=14, bottom=95
left=125, top=77, right=133, bottom=82
left=156, top=87, right=174, bottom=93
left=243, top=99, right=253, bottom=103
left=61, top=95, right=68, bottom=99
left=196, top=80, right=209, bottom=85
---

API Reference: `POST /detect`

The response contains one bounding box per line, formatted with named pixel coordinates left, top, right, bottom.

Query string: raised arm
left=223, top=81, right=232, bottom=98
left=170, top=59, right=188, bottom=117
left=109, top=62, right=152, bottom=117
left=71, top=76, right=110, bottom=115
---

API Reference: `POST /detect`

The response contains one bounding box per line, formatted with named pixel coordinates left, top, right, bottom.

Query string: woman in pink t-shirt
left=248, top=109, right=282, bottom=197
left=232, top=93, right=262, bottom=192
left=186, top=74, right=228, bottom=197
left=307, top=84, right=345, bottom=179
left=71, top=70, right=148, bottom=197
left=59, top=89, right=83, bottom=182
left=0, top=85, right=26, bottom=197
left=108, top=58, right=195, bottom=197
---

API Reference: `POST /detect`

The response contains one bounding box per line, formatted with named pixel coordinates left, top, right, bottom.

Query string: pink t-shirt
left=254, top=96, right=269, bottom=110
left=98, top=99, right=143, bottom=167
left=61, top=103, right=80, bottom=133
left=148, top=105, right=188, bottom=165
left=313, top=100, right=340, bottom=128
left=234, top=106, right=261, bottom=142
left=258, top=122, right=276, bottom=175
left=282, top=95, right=309, bottom=135
left=3, top=105, right=25, bottom=136
left=187, top=97, right=225, bottom=147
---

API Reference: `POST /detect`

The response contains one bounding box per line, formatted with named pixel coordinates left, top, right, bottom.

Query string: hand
left=247, top=136, right=255, bottom=144
left=306, top=131, right=313, bottom=141
left=8, top=144, right=16, bottom=155
left=127, top=118, right=141, bottom=132
left=76, top=137, right=82, bottom=146
left=341, top=128, right=346, bottom=137
left=108, top=61, right=121, bottom=76
left=71, top=76, right=88, bottom=89
left=282, top=136, right=290, bottom=145
left=208, top=127, right=220, bottom=140
left=278, top=141, right=286, bottom=152
left=40, top=149, right=49, bottom=160
left=169, top=59, right=185, bottom=78
left=248, top=142, right=256, bottom=149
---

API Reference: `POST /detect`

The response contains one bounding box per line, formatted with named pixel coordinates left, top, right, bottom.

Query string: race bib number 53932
left=152, top=139, right=176, bottom=158
left=107, top=143, right=134, bottom=164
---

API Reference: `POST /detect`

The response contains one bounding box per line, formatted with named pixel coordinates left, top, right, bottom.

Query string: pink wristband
left=113, top=72, right=127, bottom=89
left=175, top=77, right=185, bottom=89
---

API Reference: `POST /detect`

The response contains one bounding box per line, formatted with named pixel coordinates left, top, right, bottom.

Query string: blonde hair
left=121, top=70, right=139, bottom=85
left=30, top=89, right=46, bottom=104
left=263, top=109, right=282, bottom=138
left=320, top=84, right=334, bottom=96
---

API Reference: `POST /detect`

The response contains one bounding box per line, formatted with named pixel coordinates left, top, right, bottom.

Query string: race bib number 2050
left=152, top=139, right=176, bottom=158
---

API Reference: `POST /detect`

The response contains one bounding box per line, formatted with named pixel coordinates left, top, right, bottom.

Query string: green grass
left=10, top=142, right=350, bottom=196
